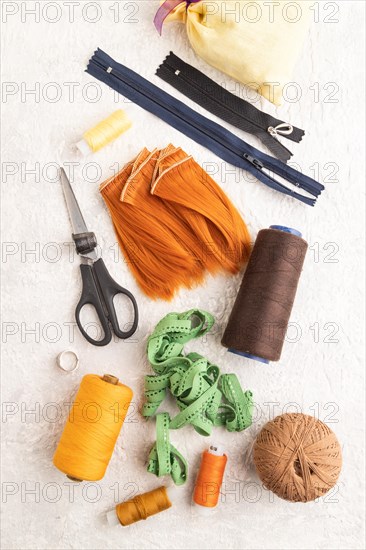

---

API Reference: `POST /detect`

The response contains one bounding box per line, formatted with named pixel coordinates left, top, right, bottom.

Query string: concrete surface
left=1, top=1, right=365, bottom=549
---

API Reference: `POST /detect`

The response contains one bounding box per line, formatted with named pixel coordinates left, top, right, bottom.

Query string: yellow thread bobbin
left=53, top=374, right=133, bottom=482
left=76, top=110, right=132, bottom=155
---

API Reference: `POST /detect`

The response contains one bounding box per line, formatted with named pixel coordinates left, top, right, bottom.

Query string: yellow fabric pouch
left=159, top=0, right=311, bottom=105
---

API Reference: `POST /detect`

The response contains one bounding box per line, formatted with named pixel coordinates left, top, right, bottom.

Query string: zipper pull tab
left=268, top=123, right=294, bottom=137
left=243, top=153, right=264, bottom=170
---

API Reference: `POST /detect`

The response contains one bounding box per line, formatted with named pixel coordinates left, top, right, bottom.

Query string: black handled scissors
left=60, top=168, right=138, bottom=346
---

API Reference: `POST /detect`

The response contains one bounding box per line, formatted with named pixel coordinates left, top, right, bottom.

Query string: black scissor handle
left=75, top=263, right=113, bottom=346
left=93, top=258, right=139, bottom=339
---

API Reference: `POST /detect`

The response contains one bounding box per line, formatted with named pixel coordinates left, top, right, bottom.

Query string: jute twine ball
left=253, top=413, right=342, bottom=502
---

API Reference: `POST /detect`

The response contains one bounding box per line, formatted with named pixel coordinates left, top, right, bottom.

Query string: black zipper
left=160, top=53, right=305, bottom=144
left=165, top=63, right=295, bottom=161
left=156, top=52, right=305, bottom=162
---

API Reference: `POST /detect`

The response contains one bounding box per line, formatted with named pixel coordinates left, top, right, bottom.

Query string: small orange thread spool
left=193, top=445, right=227, bottom=511
left=53, top=374, right=133, bottom=482
left=107, top=486, right=173, bottom=527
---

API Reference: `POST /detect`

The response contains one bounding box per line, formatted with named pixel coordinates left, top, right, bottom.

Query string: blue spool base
left=228, top=348, right=269, bottom=364
left=269, top=225, right=302, bottom=238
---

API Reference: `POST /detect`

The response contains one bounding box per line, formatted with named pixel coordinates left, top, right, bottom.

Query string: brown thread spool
left=66, top=374, right=120, bottom=482
left=221, top=226, right=308, bottom=363
left=106, top=486, right=173, bottom=526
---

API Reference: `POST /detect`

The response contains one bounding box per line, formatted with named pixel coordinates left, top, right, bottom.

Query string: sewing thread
left=221, top=226, right=308, bottom=362
left=193, top=446, right=227, bottom=509
left=111, top=486, right=172, bottom=526
left=76, top=110, right=131, bottom=155
left=253, top=413, right=342, bottom=502
left=53, top=374, right=133, bottom=481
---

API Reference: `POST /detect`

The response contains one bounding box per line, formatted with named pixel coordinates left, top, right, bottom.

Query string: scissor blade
left=60, top=167, right=89, bottom=235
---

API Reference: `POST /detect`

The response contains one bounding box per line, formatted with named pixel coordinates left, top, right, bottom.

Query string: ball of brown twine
left=253, top=413, right=342, bottom=502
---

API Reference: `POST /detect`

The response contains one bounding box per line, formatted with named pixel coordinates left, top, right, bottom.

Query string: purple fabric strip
left=154, top=0, right=201, bottom=35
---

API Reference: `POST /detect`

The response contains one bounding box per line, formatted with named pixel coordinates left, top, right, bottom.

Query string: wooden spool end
left=102, top=374, right=119, bottom=385
left=67, top=475, right=83, bottom=482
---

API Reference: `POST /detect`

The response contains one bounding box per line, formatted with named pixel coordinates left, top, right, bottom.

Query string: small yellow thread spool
left=76, top=110, right=132, bottom=155
left=53, top=374, right=133, bottom=482
left=106, top=486, right=173, bottom=527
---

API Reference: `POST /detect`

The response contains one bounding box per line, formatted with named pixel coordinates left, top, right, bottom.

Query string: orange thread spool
left=107, top=486, right=173, bottom=526
left=53, top=374, right=133, bottom=482
left=193, top=446, right=227, bottom=510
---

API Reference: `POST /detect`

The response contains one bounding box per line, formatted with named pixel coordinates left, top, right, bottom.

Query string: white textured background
left=1, top=1, right=365, bottom=549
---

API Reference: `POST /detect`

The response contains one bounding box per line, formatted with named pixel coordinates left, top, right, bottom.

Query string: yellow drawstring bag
left=156, top=0, right=311, bottom=105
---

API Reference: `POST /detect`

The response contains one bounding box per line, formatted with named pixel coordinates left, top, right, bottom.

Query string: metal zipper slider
left=243, top=153, right=264, bottom=170
left=107, top=67, right=113, bottom=73
left=268, top=123, right=294, bottom=137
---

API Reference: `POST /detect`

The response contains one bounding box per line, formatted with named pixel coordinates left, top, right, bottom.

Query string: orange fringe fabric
left=100, top=145, right=250, bottom=300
